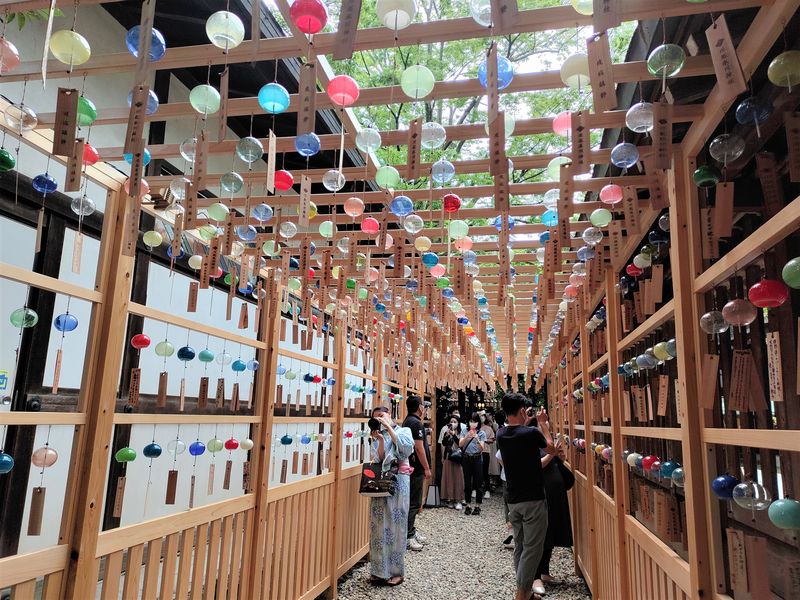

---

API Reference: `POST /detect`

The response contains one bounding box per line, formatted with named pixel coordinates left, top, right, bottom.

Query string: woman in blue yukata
left=368, top=406, right=414, bottom=587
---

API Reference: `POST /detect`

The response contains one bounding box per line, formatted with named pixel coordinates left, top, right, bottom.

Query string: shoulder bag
left=359, top=462, right=397, bottom=497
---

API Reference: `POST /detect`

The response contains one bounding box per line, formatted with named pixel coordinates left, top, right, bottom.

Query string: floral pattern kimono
left=369, top=424, right=414, bottom=580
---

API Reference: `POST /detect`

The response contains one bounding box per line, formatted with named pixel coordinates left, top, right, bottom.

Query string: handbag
left=359, top=462, right=397, bottom=497
left=446, top=438, right=463, bottom=463
left=556, top=457, right=575, bottom=491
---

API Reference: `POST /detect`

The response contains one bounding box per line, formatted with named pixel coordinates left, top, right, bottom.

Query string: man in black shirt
left=496, top=393, right=556, bottom=600
left=403, top=395, right=431, bottom=551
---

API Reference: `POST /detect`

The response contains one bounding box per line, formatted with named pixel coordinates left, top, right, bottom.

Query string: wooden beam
left=4, top=0, right=760, bottom=83
left=49, top=60, right=712, bottom=129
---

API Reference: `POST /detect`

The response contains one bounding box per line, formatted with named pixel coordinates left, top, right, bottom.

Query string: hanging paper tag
left=157, top=372, right=168, bottom=408
left=128, top=368, right=141, bottom=407
left=651, top=103, right=673, bottom=170
left=65, top=138, right=84, bottom=192
left=217, top=68, right=230, bottom=143
left=266, top=130, right=277, bottom=193
left=40, top=0, right=57, bottom=87
left=766, top=332, right=784, bottom=402
left=179, top=378, right=186, bottom=412
left=52, top=88, right=79, bottom=156
left=198, top=376, right=209, bottom=408
left=72, top=230, right=83, bottom=275
left=111, top=477, right=125, bottom=519
left=700, top=354, right=719, bottom=409
left=297, top=61, right=318, bottom=136
left=406, top=117, right=422, bottom=180
left=584, top=36, right=615, bottom=115
left=728, top=349, right=751, bottom=412
left=706, top=15, right=747, bottom=103
left=298, top=175, right=312, bottom=227
left=280, top=458, right=288, bottom=483
left=28, top=487, right=46, bottom=535
left=51, top=348, right=62, bottom=394
left=713, top=182, right=734, bottom=239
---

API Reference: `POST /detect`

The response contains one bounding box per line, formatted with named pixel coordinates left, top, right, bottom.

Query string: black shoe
left=502, top=535, right=514, bottom=547
left=472, top=507, right=481, bottom=515
left=464, top=505, right=473, bottom=515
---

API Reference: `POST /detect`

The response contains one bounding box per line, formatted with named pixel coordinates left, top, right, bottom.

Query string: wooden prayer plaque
left=165, top=470, right=178, bottom=504
left=297, top=61, right=317, bottom=136
left=217, top=68, right=229, bottom=143
left=198, top=376, right=209, bottom=409
left=232, top=382, right=240, bottom=412
left=587, top=32, right=616, bottom=112
left=223, top=460, right=233, bottom=490
left=216, top=378, right=226, bottom=408
left=111, top=479, right=125, bottom=519
left=187, top=281, right=199, bottom=312
left=406, top=117, right=422, bottom=180
left=713, top=182, right=734, bottom=239
left=208, top=463, right=216, bottom=494
left=700, top=354, right=720, bottom=409
left=53, top=88, right=79, bottom=156
left=706, top=15, right=747, bottom=103
left=128, top=367, right=141, bottom=407
left=157, top=371, right=168, bottom=408
left=726, top=528, right=748, bottom=592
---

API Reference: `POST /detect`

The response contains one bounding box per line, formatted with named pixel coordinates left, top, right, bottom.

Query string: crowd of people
left=365, top=392, right=574, bottom=600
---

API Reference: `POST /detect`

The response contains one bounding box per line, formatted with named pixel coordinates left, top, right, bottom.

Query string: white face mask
left=469, top=422, right=478, bottom=429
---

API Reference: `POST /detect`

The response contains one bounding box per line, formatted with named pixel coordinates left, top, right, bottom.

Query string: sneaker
left=472, top=507, right=481, bottom=515
left=464, top=505, right=473, bottom=515
left=414, top=532, right=427, bottom=545
left=484, top=491, right=491, bottom=499
left=407, top=537, right=423, bottom=552
left=454, top=502, right=463, bottom=510
left=502, top=535, right=514, bottom=548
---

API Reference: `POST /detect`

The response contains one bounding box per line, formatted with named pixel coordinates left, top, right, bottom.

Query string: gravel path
left=337, top=494, right=592, bottom=600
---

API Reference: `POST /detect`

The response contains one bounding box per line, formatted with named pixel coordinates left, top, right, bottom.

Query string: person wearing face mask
left=459, top=412, right=487, bottom=515
left=367, top=406, right=415, bottom=587
left=440, top=415, right=465, bottom=510
left=437, top=405, right=465, bottom=445
left=480, top=411, right=496, bottom=498
left=496, top=393, right=556, bottom=600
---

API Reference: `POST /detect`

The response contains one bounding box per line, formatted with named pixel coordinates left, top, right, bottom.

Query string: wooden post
left=604, top=266, right=631, bottom=600
left=324, top=318, right=348, bottom=598
left=243, top=280, right=283, bottom=599
left=669, top=152, right=715, bottom=599
left=63, top=188, right=136, bottom=598
left=577, top=294, right=599, bottom=591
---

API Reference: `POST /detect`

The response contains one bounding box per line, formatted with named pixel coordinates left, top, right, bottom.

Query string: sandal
left=369, top=576, right=387, bottom=586
left=386, top=576, right=404, bottom=586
